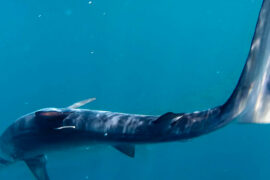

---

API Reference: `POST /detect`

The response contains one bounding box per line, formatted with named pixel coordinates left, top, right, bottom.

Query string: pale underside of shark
left=1, top=0, right=270, bottom=179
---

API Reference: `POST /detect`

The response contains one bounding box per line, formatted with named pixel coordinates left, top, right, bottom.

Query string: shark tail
left=156, top=0, right=270, bottom=139
left=222, top=0, right=270, bottom=124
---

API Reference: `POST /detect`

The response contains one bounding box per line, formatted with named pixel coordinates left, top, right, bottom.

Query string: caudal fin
left=222, top=0, right=270, bottom=123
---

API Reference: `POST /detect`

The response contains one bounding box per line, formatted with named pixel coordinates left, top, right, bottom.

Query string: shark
left=1, top=0, right=270, bottom=179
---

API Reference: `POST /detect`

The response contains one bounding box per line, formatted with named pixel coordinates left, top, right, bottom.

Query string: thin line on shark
left=1, top=0, right=270, bottom=179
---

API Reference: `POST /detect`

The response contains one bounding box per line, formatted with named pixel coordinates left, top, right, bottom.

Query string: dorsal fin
left=68, top=98, right=96, bottom=109
left=153, top=112, right=182, bottom=125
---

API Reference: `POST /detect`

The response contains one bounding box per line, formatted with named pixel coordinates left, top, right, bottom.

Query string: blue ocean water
left=0, top=0, right=270, bottom=179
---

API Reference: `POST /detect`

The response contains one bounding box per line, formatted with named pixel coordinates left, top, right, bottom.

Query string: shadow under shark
left=1, top=0, right=270, bottom=179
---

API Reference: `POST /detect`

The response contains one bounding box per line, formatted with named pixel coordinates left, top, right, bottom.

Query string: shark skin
left=1, top=0, right=270, bottom=179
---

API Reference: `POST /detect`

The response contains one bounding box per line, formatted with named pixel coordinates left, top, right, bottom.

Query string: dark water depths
left=1, top=0, right=270, bottom=179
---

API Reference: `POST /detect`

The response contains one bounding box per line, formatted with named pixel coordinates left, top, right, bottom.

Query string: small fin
left=113, top=144, right=135, bottom=158
left=68, top=98, right=96, bottom=109
left=24, top=155, right=50, bottom=180
left=153, top=112, right=182, bottom=125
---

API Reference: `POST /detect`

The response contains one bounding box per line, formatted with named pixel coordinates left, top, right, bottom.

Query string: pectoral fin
left=68, top=98, right=96, bottom=109
left=113, top=144, right=135, bottom=158
left=24, top=155, right=50, bottom=180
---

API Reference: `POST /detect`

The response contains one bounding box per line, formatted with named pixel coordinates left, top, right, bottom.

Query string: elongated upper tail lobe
left=159, top=0, right=270, bottom=138
left=222, top=0, right=270, bottom=123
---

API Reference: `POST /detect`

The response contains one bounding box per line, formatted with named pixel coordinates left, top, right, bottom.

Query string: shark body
left=1, top=0, right=270, bottom=179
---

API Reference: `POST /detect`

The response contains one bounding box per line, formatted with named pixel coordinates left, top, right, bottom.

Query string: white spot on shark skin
left=173, top=115, right=183, bottom=121
left=104, top=114, right=121, bottom=130
left=137, top=121, right=143, bottom=126
left=251, top=38, right=261, bottom=51
left=122, top=118, right=132, bottom=134
left=96, top=113, right=101, bottom=118
left=88, top=1, right=93, bottom=5
left=122, top=116, right=141, bottom=134
left=104, top=133, right=108, bottom=136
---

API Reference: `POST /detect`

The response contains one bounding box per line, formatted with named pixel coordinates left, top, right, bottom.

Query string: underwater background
left=0, top=0, right=270, bottom=179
